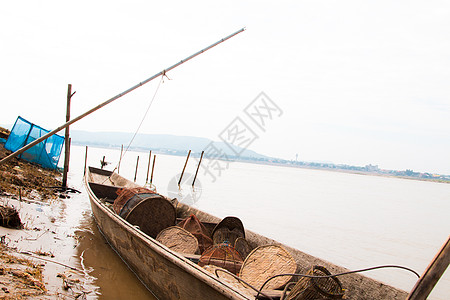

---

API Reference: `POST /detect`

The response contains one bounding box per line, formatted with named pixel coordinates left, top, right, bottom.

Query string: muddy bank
left=0, top=139, right=97, bottom=299
left=0, top=142, right=61, bottom=201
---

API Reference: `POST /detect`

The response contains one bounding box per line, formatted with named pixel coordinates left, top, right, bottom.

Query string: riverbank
left=0, top=143, right=97, bottom=299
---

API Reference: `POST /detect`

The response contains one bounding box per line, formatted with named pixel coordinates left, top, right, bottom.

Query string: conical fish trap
left=198, top=243, right=243, bottom=275
left=286, top=266, right=344, bottom=300
left=178, top=214, right=212, bottom=254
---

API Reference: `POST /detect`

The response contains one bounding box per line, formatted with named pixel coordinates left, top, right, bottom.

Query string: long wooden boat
left=84, top=166, right=409, bottom=299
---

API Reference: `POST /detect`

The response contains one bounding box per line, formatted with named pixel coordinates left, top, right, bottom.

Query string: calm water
left=66, top=145, right=450, bottom=300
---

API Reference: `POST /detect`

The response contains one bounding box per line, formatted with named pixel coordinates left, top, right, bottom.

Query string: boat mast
left=0, top=28, right=246, bottom=166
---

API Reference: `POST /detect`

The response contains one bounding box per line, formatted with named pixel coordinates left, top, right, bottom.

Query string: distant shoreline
left=73, top=143, right=450, bottom=185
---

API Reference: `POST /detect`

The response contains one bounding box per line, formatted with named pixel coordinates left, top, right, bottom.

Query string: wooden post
left=178, top=150, right=191, bottom=186
left=146, top=150, right=152, bottom=183
left=134, top=155, right=140, bottom=182
left=62, top=84, right=75, bottom=187
left=407, top=235, right=450, bottom=300
left=118, top=144, right=123, bottom=174
left=150, top=155, right=156, bottom=184
left=192, top=151, right=204, bottom=187
left=83, top=146, right=88, bottom=175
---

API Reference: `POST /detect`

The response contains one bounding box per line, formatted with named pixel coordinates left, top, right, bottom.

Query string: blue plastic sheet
left=5, top=116, right=64, bottom=169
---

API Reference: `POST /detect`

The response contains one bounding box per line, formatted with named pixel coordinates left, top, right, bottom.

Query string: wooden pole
left=0, top=28, right=245, bottom=167
left=407, top=235, right=450, bottom=300
left=146, top=150, right=152, bottom=183
left=62, top=84, right=75, bottom=187
left=118, top=144, right=123, bottom=174
left=150, top=155, right=156, bottom=184
left=83, top=146, right=88, bottom=175
left=178, top=150, right=191, bottom=186
left=192, top=151, right=204, bottom=187
left=134, top=155, right=140, bottom=182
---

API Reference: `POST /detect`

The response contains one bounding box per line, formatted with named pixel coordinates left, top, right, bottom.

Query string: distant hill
left=70, top=130, right=269, bottom=159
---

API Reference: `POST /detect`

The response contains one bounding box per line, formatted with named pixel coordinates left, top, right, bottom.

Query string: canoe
left=84, top=166, right=408, bottom=299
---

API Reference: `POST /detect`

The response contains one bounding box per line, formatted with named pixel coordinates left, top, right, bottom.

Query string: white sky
left=1, top=1, right=449, bottom=174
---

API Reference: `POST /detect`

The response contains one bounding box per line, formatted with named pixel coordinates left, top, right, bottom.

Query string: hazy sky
left=1, top=1, right=449, bottom=174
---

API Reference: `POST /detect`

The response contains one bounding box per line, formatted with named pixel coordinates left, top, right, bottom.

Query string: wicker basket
left=286, top=266, right=344, bottom=300
left=234, top=237, right=253, bottom=260
left=178, top=214, right=212, bottom=254
left=212, top=216, right=245, bottom=246
left=240, top=244, right=297, bottom=290
left=198, top=243, right=243, bottom=275
left=156, top=226, right=199, bottom=254
left=113, top=187, right=156, bottom=214
left=121, top=195, right=176, bottom=238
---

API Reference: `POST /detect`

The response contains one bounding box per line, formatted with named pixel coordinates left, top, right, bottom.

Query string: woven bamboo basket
left=123, top=196, right=176, bottom=238
left=234, top=237, right=253, bottom=260
left=178, top=214, right=212, bottom=253
left=286, top=265, right=344, bottom=300
left=113, top=187, right=156, bottom=214
left=212, top=216, right=245, bottom=246
left=156, top=226, right=199, bottom=254
left=240, top=244, right=297, bottom=290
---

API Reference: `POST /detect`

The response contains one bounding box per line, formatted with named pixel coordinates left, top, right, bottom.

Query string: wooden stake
left=62, top=84, right=72, bottom=187
left=150, top=155, right=156, bottom=184
left=118, top=144, right=123, bottom=174
left=192, top=151, right=204, bottom=187
left=134, top=155, right=140, bottom=182
left=83, top=146, right=88, bottom=175
left=146, top=150, right=152, bottom=183
left=178, top=150, right=191, bottom=186
left=407, top=235, right=450, bottom=300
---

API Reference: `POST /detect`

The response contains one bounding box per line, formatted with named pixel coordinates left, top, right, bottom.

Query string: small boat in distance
left=84, top=166, right=410, bottom=299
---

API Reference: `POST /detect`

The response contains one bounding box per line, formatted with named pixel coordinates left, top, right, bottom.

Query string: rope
left=213, top=268, right=274, bottom=300
left=100, top=76, right=165, bottom=185
left=254, top=265, right=420, bottom=299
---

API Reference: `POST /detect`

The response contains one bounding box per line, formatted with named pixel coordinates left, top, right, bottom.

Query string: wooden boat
left=85, top=166, right=409, bottom=299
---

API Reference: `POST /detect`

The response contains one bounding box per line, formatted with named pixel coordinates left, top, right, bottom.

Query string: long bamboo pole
left=0, top=28, right=245, bottom=166
left=407, top=236, right=450, bottom=300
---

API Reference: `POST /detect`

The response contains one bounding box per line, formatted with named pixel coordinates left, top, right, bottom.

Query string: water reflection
left=74, top=210, right=157, bottom=300
left=167, top=172, right=203, bottom=206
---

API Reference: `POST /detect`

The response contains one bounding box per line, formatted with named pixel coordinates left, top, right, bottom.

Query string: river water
left=65, top=145, right=449, bottom=300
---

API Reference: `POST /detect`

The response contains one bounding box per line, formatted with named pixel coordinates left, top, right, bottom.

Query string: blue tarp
left=5, top=116, right=64, bottom=170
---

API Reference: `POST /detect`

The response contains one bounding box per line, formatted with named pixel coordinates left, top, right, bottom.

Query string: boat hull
left=85, top=170, right=248, bottom=300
